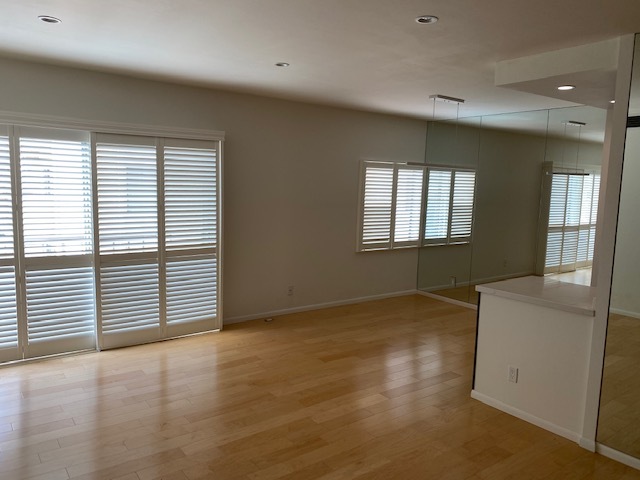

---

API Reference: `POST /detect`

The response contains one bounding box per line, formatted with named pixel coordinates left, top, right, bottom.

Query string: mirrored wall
left=417, top=105, right=607, bottom=304
left=598, top=33, right=640, bottom=459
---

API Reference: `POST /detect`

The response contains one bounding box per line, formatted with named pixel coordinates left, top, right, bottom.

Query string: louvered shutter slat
left=166, top=255, right=217, bottom=325
left=424, top=170, right=452, bottom=242
left=25, top=267, right=94, bottom=342
left=164, top=144, right=218, bottom=326
left=450, top=171, right=476, bottom=241
left=96, top=143, right=158, bottom=253
left=393, top=168, right=424, bottom=245
left=19, top=136, right=95, bottom=357
left=99, top=262, right=159, bottom=333
left=164, top=146, right=217, bottom=250
left=0, top=136, right=16, bottom=354
left=360, top=165, right=393, bottom=249
left=20, top=138, right=93, bottom=257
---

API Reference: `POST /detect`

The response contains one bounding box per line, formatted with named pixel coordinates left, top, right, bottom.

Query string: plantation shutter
left=545, top=172, right=599, bottom=274
left=95, top=135, right=161, bottom=349
left=0, top=128, right=17, bottom=363
left=393, top=167, right=425, bottom=246
left=545, top=173, right=567, bottom=270
left=450, top=171, right=476, bottom=242
left=576, top=173, right=600, bottom=268
left=17, top=127, right=95, bottom=358
left=358, top=163, right=476, bottom=251
left=587, top=174, right=600, bottom=262
left=424, top=170, right=452, bottom=244
left=359, top=162, right=394, bottom=250
left=163, top=139, right=220, bottom=336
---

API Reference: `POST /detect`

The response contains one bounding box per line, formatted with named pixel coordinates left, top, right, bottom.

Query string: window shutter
left=359, top=163, right=394, bottom=250
left=450, top=171, right=476, bottom=242
left=393, top=167, right=424, bottom=246
left=545, top=172, right=600, bottom=273
left=24, top=267, right=95, bottom=356
left=545, top=174, right=567, bottom=272
left=95, top=137, right=160, bottom=349
left=548, top=174, right=568, bottom=228
left=424, top=170, right=452, bottom=244
left=18, top=133, right=95, bottom=358
left=587, top=174, right=600, bottom=262
left=565, top=175, right=583, bottom=227
left=164, top=142, right=219, bottom=334
left=358, top=163, right=476, bottom=251
left=0, top=134, right=17, bottom=362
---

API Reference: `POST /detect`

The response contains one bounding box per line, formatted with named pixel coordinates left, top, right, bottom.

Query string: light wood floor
left=598, top=313, right=640, bottom=458
left=1, top=295, right=638, bottom=480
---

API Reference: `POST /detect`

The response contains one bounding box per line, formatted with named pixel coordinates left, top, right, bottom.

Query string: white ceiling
left=1, top=0, right=640, bottom=119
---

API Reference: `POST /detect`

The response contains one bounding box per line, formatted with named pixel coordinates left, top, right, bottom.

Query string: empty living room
left=2, top=1, right=640, bottom=479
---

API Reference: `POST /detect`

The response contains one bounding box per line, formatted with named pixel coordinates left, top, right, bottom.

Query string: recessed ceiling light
left=557, top=85, right=576, bottom=91
left=415, top=15, right=439, bottom=24
left=275, top=62, right=290, bottom=67
left=38, top=15, right=62, bottom=24
left=610, top=100, right=616, bottom=104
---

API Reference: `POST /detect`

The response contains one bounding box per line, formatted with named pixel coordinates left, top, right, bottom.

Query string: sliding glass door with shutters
left=0, top=123, right=222, bottom=363
left=163, top=139, right=219, bottom=338
left=95, top=134, right=221, bottom=350
left=545, top=172, right=600, bottom=274
left=19, top=127, right=95, bottom=359
left=0, top=126, right=96, bottom=363
left=95, top=135, right=160, bottom=349
left=0, top=125, right=18, bottom=363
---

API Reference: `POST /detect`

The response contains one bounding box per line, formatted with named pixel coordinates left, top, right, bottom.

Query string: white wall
left=473, top=294, right=593, bottom=441
left=0, top=57, right=427, bottom=321
left=611, top=129, right=640, bottom=317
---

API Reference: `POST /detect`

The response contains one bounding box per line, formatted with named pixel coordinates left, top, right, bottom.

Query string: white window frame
left=357, top=160, right=476, bottom=252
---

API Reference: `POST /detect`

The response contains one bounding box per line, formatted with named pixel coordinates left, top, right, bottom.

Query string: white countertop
left=476, top=275, right=596, bottom=316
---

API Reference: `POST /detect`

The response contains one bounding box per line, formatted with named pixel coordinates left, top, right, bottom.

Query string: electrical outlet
left=508, top=365, right=519, bottom=383
left=287, top=285, right=294, bottom=296
left=449, top=276, right=457, bottom=287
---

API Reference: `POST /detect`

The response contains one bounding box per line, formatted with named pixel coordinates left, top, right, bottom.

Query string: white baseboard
left=579, top=437, right=596, bottom=452
left=473, top=271, right=535, bottom=285
left=609, top=307, right=640, bottom=320
left=419, top=271, right=534, bottom=294
left=470, top=390, right=581, bottom=443
left=597, top=443, right=640, bottom=471
left=223, top=289, right=419, bottom=325
left=417, top=291, right=477, bottom=311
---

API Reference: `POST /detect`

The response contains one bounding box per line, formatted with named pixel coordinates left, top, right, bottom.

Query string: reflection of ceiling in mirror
left=452, top=106, right=607, bottom=143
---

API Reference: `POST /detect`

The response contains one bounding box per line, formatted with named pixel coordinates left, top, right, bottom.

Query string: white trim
left=596, top=443, right=640, bottom=471
left=582, top=34, right=637, bottom=444
left=417, top=291, right=477, bottom=310
left=419, top=271, right=534, bottom=294
left=579, top=438, right=596, bottom=452
left=609, top=307, right=640, bottom=319
left=0, top=111, right=225, bottom=141
left=217, top=140, right=224, bottom=331
left=470, top=390, right=581, bottom=443
left=223, top=290, right=419, bottom=325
